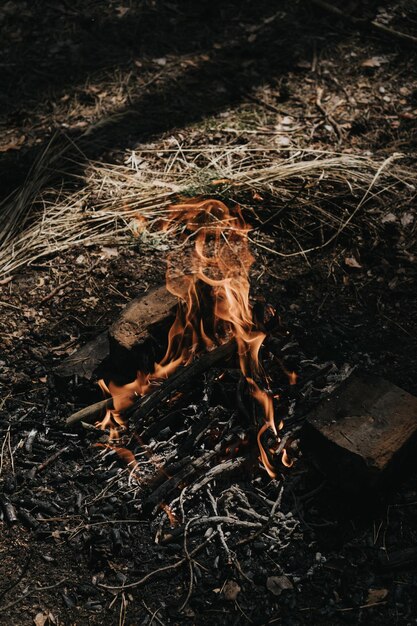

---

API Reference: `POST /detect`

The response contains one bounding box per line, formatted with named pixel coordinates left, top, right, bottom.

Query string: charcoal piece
left=19, top=497, right=61, bottom=516
left=302, top=374, right=417, bottom=494
left=0, top=496, right=18, bottom=524
left=19, top=508, right=40, bottom=530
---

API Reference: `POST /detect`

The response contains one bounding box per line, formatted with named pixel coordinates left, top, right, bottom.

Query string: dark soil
left=1, top=1, right=417, bottom=625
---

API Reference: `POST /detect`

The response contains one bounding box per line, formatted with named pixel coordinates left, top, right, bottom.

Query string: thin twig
left=99, top=532, right=218, bottom=591
left=237, top=484, right=284, bottom=546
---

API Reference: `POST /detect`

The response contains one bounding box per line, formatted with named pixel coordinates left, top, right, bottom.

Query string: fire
left=98, top=199, right=293, bottom=476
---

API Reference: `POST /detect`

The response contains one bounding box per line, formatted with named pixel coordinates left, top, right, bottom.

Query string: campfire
left=64, top=196, right=417, bottom=518
left=94, top=198, right=294, bottom=489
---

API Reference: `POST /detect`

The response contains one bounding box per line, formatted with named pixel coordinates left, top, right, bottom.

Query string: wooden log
left=301, top=374, right=417, bottom=494
left=108, top=284, right=177, bottom=377
left=55, top=331, right=109, bottom=380
left=55, top=284, right=177, bottom=381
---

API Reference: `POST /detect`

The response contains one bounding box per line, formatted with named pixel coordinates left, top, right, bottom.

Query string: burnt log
left=66, top=397, right=114, bottom=426
left=108, top=284, right=177, bottom=380
left=302, top=374, right=417, bottom=494
left=55, top=331, right=109, bottom=380
left=56, top=284, right=178, bottom=381
left=0, top=495, right=18, bottom=524
left=66, top=339, right=236, bottom=427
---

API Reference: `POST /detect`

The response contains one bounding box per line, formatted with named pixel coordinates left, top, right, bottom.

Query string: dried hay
left=0, top=141, right=415, bottom=279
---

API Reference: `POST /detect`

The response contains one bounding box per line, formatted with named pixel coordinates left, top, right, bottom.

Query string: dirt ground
left=1, top=1, right=417, bottom=625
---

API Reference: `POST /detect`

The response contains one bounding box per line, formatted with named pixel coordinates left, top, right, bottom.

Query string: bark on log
left=108, top=284, right=177, bottom=377
left=55, top=331, right=109, bottom=380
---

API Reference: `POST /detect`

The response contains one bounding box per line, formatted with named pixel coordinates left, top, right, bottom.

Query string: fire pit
left=66, top=198, right=301, bottom=511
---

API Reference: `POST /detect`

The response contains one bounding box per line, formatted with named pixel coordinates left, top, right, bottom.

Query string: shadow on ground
left=0, top=0, right=362, bottom=197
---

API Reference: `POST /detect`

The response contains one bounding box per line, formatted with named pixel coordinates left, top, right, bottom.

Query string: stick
left=143, top=450, right=218, bottom=512
left=315, top=86, right=343, bottom=141
left=128, top=339, right=236, bottom=427
left=38, top=446, right=69, bottom=470
left=66, top=339, right=235, bottom=428
left=66, top=398, right=114, bottom=426
left=99, top=533, right=218, bottom=591
left=41, top=261, right=100, bottom=304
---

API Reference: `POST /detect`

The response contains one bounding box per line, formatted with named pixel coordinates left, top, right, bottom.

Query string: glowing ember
left=98, top=198, right=293, bottom=476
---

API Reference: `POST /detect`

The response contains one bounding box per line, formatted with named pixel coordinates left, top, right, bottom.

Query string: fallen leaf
left=361, top=56, right=389, bottom=68
left=100, top=246, right=119, bottom=259
left=400, top=212, right=414, bottom=227
left=266, top=575, right=294, bottom=596
left=295, top=59, right=311, bottom=69
left=367, top=588, right=388, bottom=604
left=0, top=134, right=26, bottom=152
left=116, top=6, right=129, bottom=17
left=345, top=256, right=362, bottom=269
left=223, top=580, right=241, bottom=601
left=33, top=613, right=48, bottom=626
left=381, top=212, right=397, bottom=224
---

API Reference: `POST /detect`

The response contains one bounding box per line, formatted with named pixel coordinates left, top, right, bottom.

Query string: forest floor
left=1, top=1, right=417, bottom=625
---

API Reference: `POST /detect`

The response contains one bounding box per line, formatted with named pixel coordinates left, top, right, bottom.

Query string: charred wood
left=127, top=339, right=236, bottom=429
left=56, top=284, right=177, bottom=381
left=0, top=496, right=18, bottom=524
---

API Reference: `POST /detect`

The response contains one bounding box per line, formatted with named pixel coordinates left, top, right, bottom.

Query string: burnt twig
left=0, top=495, right=18, bottom=524
left=99, top=532, right=219, bottom=591
left=128, top=339, right=236, bottom=428
left=38, top=445, right=70, bottom=471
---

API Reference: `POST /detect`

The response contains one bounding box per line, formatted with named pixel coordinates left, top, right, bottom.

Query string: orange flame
left=99, top=199, right=293, bottom=476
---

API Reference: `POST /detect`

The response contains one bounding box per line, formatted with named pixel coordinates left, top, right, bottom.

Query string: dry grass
left=1, top=142, right=416, bottom=279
